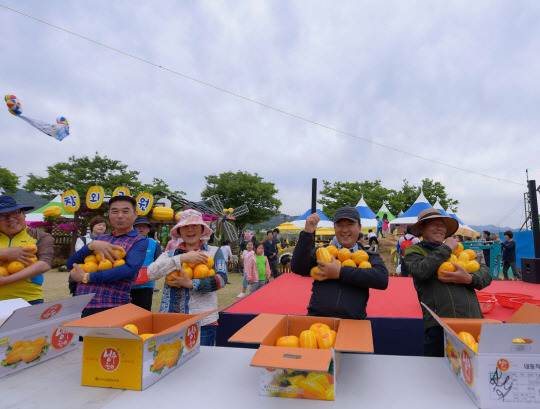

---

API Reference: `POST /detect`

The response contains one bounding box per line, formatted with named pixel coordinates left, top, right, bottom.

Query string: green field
left=42, top=270, right=245, bottom=312
left=42, top=237, right=402, bottom=311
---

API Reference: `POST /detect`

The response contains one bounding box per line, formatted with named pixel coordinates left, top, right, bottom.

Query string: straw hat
left=409, top=208, right=459, bottom=238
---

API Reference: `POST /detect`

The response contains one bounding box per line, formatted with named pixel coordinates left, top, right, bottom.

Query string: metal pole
left=528, top=180, right=540, bottom=258
left=311, top=178, right=317, bottom=215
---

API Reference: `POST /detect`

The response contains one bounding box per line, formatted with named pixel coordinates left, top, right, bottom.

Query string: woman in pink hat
left=147, top=209, right=227, bottom=346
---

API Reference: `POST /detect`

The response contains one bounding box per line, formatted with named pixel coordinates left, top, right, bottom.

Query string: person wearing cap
left=0, top=194, right=54, bottom=304
left=130, top=217, right=162, bottom=311
left=67, top=195, right=148, bottom=317
left=291, top=206, right=389, bottom=320
left=404, top=209, right=492, bottom=357
left=147, top=209, right=228, bottom=346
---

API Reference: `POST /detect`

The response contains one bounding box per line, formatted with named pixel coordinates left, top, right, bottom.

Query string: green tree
left=140, top=178, right=185, bottom=201
left=0, top=167, right=20, bottom=195
left=420, top=178, right=458, bottom=212
left=319, top=178, right=458, bottom=218
left=319, top=180, right=395, bottom=219
left=23, top=153, right=183, bottom=199
left=200, top=171, right=282, bottom=233
left=390, top=179, right=459, bottom=214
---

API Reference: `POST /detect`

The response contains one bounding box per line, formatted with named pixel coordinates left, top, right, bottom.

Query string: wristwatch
left=82, top=273, right=89, bottom=284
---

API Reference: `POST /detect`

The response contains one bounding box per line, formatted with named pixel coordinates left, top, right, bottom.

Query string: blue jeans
left=242, top=272, right=249, bottom=288
left=200, top=325, right=217, bottom=346
left=376, top=227, right=383, bottom=238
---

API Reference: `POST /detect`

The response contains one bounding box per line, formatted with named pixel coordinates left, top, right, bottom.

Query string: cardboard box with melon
left=229, top=313, right=374, bottom=401
left=60, top=303, right=213, bottom=390
left=0, top=294, right=94, bottom=378
left=423, top=302, right=540, bottom=409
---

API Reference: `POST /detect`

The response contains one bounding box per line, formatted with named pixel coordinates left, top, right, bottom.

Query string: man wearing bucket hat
left=130, top=217, right=162, bottom=311
left=147, top=209, right=228, bottom=346
left=291, top=206, right=389, bottom=320
left=404, top=208, right=492, bottom=357
left=0, top=194, right=54, bottom=304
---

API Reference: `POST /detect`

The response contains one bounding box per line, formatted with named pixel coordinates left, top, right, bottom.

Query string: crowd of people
left=0, top=193, right=524, bottom=353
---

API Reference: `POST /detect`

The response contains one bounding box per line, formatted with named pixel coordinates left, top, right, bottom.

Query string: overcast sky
left=1, top=1, right=539, bottom=229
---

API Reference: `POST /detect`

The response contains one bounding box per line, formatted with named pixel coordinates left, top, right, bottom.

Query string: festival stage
left=216, top=273, right=540, bottom=356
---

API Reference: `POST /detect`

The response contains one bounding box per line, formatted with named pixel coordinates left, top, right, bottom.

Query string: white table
left=0, top=346, right=476, bottom=408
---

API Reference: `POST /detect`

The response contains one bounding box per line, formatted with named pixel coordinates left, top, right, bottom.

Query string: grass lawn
left=42, top=238, right=400, bottom=311
left=42, top=270, right=246, bottom=312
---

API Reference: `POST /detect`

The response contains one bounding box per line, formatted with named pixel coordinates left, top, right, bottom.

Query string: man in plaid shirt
left=68, top=196, right=148, bottom=317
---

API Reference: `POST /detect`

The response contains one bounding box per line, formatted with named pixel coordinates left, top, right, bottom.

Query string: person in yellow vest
left=0, top=195, right=54, bottom=304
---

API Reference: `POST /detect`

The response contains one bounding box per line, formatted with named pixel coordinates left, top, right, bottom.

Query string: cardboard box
left=60, top=303, right=211, bottom=390
left=229, top=313, right=374, bottom=401
left=0, top=294, right=93, bottom=378
left=424, top=302, right=540, bottom=408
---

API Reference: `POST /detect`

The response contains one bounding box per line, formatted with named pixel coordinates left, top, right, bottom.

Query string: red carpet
left=224, top=274, right=540, bottom=321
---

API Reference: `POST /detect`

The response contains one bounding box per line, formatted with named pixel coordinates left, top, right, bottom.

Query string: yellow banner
left=61, top=189, right=80, bottom=213
left=136, top=192, right=153, bottom=215
left=112, top=186, right=130, bottom=197
left=86, top=186, right=105, bottom=209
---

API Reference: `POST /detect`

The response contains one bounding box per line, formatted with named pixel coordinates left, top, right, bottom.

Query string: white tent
left=354, top=196, right=377, bottom=228
left=390, top=191, right=433, bottom=227
left=446, top=208, right=478, bottom=238
left=433, top=197, right=451, bottom=217
left=25, top=195, right=74, bottom=222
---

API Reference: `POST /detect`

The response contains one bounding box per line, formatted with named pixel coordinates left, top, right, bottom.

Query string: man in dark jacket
left=495, top=231, right=522, bottom=280
left=404, top=209, right=492, bottom=357
left=291, top=207, right=389, bottom=320
left=264, top=230, right=279, bottom=279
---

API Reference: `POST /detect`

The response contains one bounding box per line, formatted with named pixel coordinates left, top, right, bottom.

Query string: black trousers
left=130, top=287, right=153, bottom=311
left=424, top=326, right=444, bottom=357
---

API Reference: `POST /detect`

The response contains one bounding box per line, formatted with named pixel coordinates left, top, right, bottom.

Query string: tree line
left=1, top=154, right=457, bottom=233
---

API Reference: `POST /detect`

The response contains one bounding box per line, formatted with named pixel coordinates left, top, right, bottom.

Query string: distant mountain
left=468, top=224, right=518, bottom=235
left=246, top=214, right=299, bottom=231
left=12, top=189, right=48, bottom=209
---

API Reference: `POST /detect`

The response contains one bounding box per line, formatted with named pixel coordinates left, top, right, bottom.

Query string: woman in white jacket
left=147, top=209, right=227, bottom=346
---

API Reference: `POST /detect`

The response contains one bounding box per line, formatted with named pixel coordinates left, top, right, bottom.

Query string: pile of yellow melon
left=275, top=323, right=337, bottom=350
left=123, top=324, right=154, bottom=341
left=0, top=243, right=38, bottom=277
left=437, top=244, right=480, bottom=277
left=166, top=256, right=215, bottom=286
left=74, top=249, right=127, bottom=273
left=310, top=246, right=371, bottom=280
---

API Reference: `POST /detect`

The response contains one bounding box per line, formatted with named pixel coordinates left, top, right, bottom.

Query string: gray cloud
left=1, top=0, right=539, bottom=228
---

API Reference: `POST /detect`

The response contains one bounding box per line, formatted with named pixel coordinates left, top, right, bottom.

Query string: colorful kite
left=5, top=94, right=69, bottom=141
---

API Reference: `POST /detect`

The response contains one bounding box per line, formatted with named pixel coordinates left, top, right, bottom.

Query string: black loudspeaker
left=521, top=258, right=540, bottom=284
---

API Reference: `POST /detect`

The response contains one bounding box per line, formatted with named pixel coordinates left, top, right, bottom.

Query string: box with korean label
left=0, top=294, right=93, bottom=378
left=61, top=303, right=211, bottom=390
left=424, top=302, right=540, bottom=408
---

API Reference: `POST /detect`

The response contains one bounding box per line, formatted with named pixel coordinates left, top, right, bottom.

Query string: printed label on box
left=258, top=361, right=335, bottom=401
left=140, top=323, right=201, bottom=390
left=485, top=357, right=540, bottom=405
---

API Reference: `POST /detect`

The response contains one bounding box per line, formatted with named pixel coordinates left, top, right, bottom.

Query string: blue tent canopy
left=295, top=208, right=332, bottom=222
left=292, top=208, right=334, bottom=228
